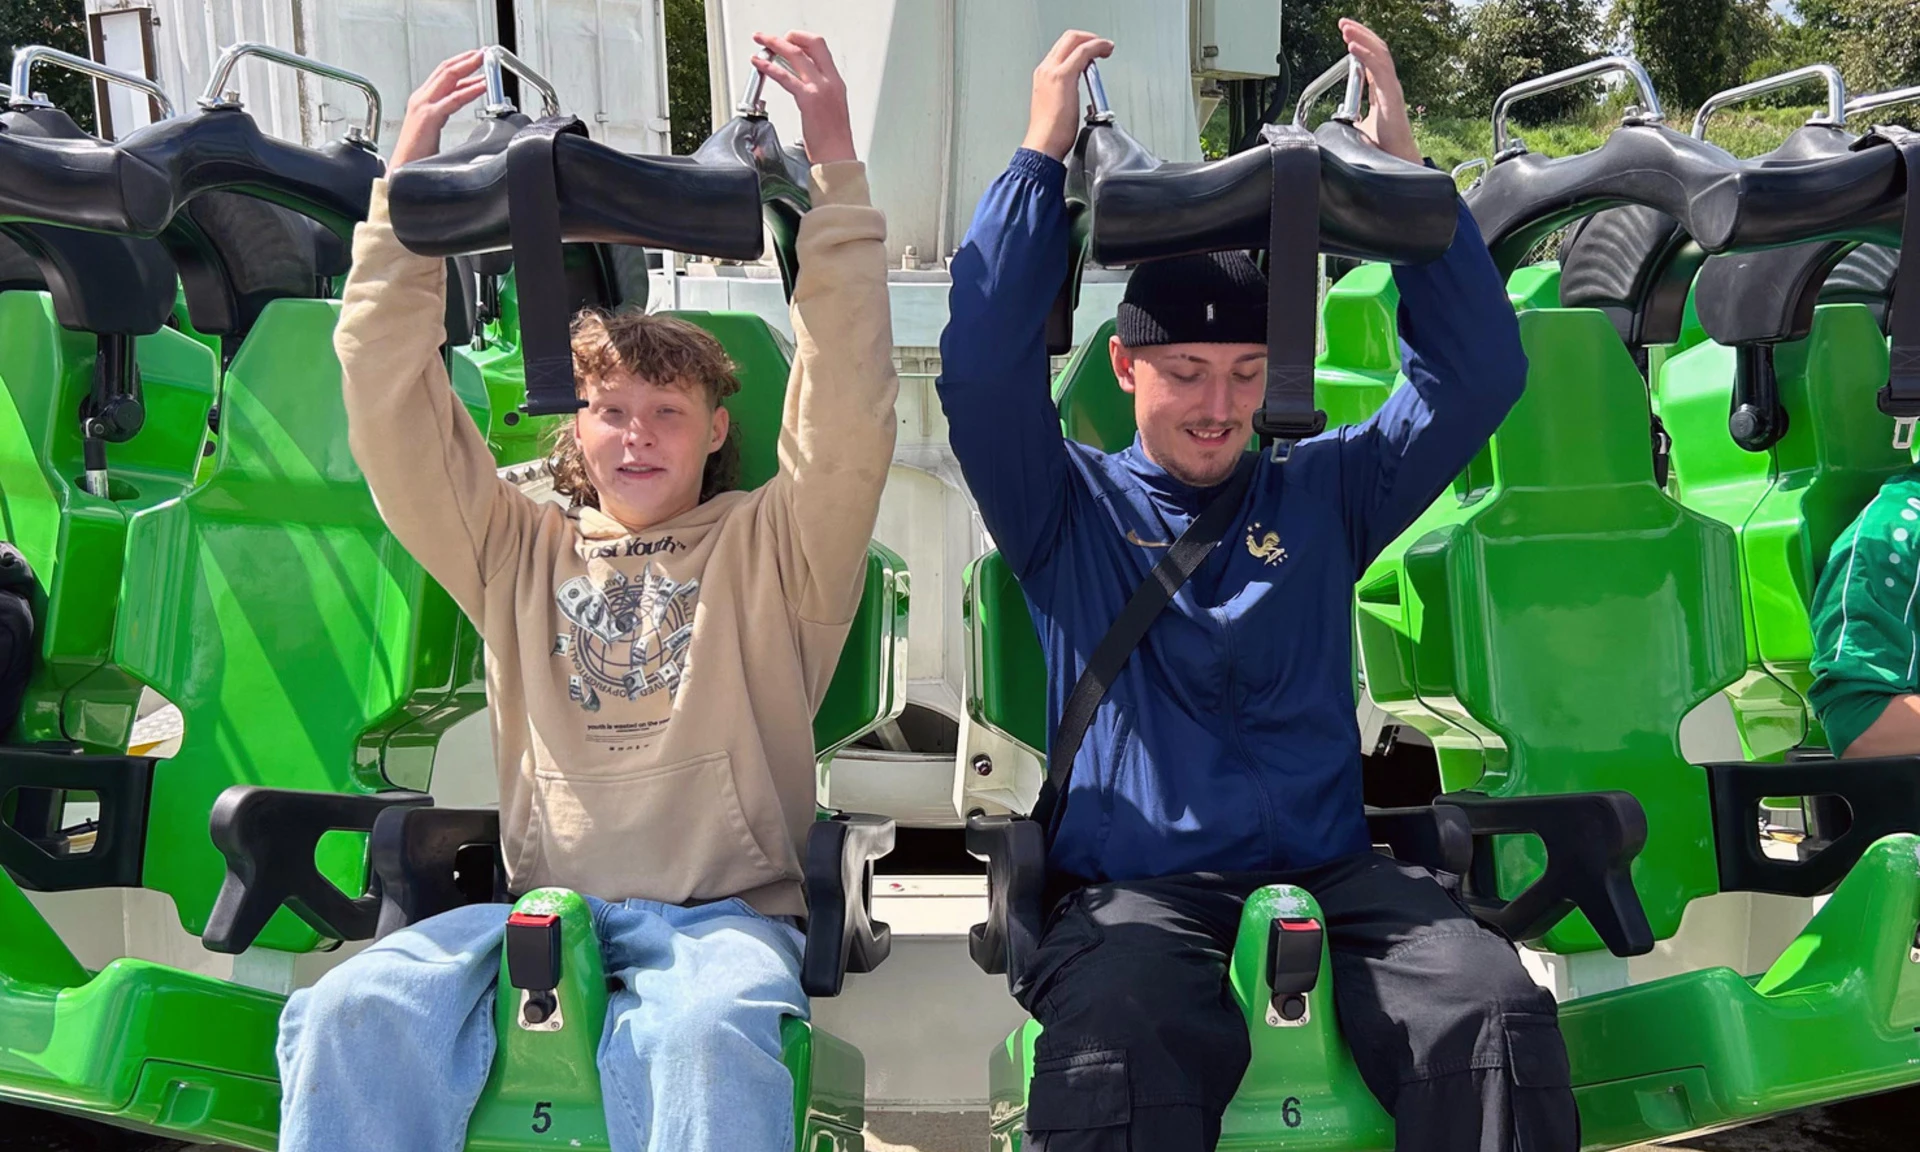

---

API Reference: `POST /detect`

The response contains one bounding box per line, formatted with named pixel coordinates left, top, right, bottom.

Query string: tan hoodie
left=335, top=163, right=897, bottom=916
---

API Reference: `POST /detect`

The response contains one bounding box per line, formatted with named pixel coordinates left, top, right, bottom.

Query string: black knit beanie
left=1115, top=249, right=1268, bottom=347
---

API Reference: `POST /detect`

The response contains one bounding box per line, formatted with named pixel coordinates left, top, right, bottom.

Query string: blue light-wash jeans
left=276, top=896, right=807, bottom=1152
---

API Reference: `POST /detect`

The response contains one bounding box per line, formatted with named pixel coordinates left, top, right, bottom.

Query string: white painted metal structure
left=86, top=0, right=671, bottom=155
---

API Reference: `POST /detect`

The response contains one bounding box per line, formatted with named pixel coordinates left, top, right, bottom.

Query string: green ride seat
left=1653, top=305, right=1905, bottom=756
left=0, top=293, right=216, bottom=750
left=110, top=297, right=494, bottom=951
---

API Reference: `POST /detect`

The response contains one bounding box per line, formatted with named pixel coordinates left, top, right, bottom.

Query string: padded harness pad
left=1077, top=118, right=1459, bottom=267
left=0, top=108, right=179, bottom=336
left=0, top=106, right=381, bottom=242
left=387, top=113, right=765, bottom=260
left=1469, top=123, right=1906, bottom=275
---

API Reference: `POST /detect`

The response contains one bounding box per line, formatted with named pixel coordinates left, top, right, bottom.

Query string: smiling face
left=571, top=371, right=730, bottom=530
left=1111, top=336, right=1266, bottom=488
left=549, top=310, right=741, bottom=530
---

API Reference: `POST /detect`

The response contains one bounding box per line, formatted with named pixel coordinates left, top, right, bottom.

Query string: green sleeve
left=1807, top=472, right=1920, bottom=754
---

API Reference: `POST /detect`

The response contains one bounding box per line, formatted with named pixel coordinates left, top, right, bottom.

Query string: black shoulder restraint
left=1029, top=128, right=1326, bottom=846
left=1872, top=126, right=1920, bottom=449
left=506, top=116, right=594, bottom=418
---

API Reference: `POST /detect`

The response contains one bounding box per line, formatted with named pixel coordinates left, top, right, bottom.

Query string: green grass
left=1415, top=102, right=1836, bottom=186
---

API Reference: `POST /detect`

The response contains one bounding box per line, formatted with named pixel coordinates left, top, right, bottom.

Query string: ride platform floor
left=4, top=1094, right=1915, bottom=1152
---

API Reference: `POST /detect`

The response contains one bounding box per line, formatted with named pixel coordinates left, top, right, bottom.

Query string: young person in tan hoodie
left=275, top=35, right=898, bottom=1152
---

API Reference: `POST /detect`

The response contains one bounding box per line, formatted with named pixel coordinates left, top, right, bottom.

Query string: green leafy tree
left=1795, top=0, right=1920, bottom=98
left=1, top=0, right=95, bottom=133
left=1617, top=0, right=1746, bottom=109
left=663, top=0, right=711, bottom=155
left=1458, top=0, right=1602, bottom=125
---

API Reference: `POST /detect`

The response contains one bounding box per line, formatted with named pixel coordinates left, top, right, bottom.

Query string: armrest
left=964, top=813, right=1047, bottom=994
left=202, top=785, right=430, bottom=954
left=800, top=812, right=896, bottom=997
left=1703, top=754, right=1920, bottom=897
left=1443, top=790, right=1654, bottom=957
left=368, top=805, right=506, bottom=939
left=1365, top=802, right=1474, bottom=877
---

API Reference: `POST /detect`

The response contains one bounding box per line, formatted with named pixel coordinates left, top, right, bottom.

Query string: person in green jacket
left=1809, top=466, right=1920, bottom=756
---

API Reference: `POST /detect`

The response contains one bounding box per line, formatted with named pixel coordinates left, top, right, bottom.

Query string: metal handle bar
left=1493, top=56, right=1664, bottom=158
left=10, top=45, right=175, bottom=117
left=1294, top=54, right=1363, bottom=126
left=1846, top=84, right=1920, bottom=120
left=737, top=48, right=774, bottom=115
left=1692, top=64, right=1845, bottom=138
left=1451, top=157, right=1487, bottom=182
left=1083, top=59, right=1112, bottom=124
left=483, top=44, right=561, bottom=118
left=200, top=42, right=381, bottom=145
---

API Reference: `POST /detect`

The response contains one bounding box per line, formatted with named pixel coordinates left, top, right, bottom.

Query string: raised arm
left=338, top=52, right=532, bottom=625
left=1323, top=21, right=1527, bottom=566
left=936, top=31, right=1112, bottom=579
left=747, top=32, right=900, bottom=625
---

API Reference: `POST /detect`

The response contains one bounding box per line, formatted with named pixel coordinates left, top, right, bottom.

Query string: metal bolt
left=971, top=754, right=993, bottom=777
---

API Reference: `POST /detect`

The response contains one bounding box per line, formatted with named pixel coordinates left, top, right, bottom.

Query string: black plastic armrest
left=1443, top=790, right=1654, bottom=957
left=800, top=812, right=896, bottom=997
left=1365, top=802, right=1474, bottom=877
left=965, top=813, right=1047, bottom=994
left=203, top=785, right=431, bottom=954
left=1703, top=754, right=1920, bottom=897
left=368, top=805, right=505, bottom=939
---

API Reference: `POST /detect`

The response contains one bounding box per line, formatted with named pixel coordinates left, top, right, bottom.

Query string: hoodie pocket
left=529, top=751, right=786, bottom=900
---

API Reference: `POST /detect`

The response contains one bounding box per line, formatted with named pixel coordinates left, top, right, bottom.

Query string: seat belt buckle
left=1265, top=916, right=1323, bottom=1027
left=506, top=910, right=565, bottom=1030
left=1253, top=408, right=1329, bottom=462
left=1876, top=381, right=1920, bottom=451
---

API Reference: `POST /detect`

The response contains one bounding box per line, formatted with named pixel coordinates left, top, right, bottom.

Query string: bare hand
left=390, top=50, right=490, bottom=169
left=1022, top=30, right=1114, bottom=161
left=752, top=31, right=856, bottom=165
left=1340, top=19, right=1420, bottom=166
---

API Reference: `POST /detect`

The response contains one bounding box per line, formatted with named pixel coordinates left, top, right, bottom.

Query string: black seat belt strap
left=506, top=117, right=589, bottom=417
left=1029, top=462, right=1255, bottom=844
left=1252, top=123, right=1328, bottom=458
left=1877, top=128, right=1920, bottom=450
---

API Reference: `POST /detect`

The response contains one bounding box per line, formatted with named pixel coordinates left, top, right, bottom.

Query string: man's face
left=1111, top=337, right=1266, bottom=488
left=572, top=369, right=729, bottom=530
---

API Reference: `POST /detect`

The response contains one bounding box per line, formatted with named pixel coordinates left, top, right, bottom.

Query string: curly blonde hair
left=548, top=309, right=742, bottom=508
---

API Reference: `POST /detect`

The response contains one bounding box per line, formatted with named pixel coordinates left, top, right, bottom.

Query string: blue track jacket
left=937, top=148, right=1527, bottom=882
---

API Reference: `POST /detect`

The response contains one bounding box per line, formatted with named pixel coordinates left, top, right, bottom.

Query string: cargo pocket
left=1026, top=1048, right=1130, bottom=1133
left=1504, top=1011, right=1578, bottom=1152
left=1012, top=890, right=1104, bottom=1015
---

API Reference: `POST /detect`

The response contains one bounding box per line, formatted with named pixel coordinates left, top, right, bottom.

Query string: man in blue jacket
left=938, top=20, right=1575, bottom=1152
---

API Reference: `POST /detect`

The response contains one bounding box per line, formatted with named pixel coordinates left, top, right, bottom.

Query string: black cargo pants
left=1015, top=852, right=1579, bottom=1152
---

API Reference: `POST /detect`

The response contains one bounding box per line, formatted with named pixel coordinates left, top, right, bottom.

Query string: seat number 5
left=532, top=1101, right=554, bottom=1133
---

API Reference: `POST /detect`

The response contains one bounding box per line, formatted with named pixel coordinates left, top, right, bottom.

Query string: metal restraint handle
left=1693, top=64, right=1846, bottom=138
left=1293, top=54, right=1364, bottom=128
left=200, top=42, right=382, bottom=146
left=736, top=48, right=775, bottom=117
left=1846, top=84, right=1920, bottom=121
left=1493, top=55, right=1664, bottom=160
left=1082, top=58, right=1113, bottom=125
left=8, top=45, right=174, bottom=117
left=482, top=44, right=562, bottom=119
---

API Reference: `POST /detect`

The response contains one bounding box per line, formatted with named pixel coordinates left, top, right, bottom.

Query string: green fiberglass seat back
left=1661, top=305, right=1903, bottom=755
left=1370, top=309, right=1745, bottom=951
left=108, top=298, right=492, bottom=950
